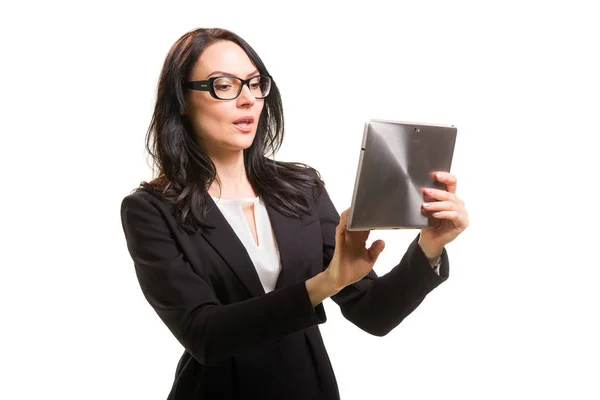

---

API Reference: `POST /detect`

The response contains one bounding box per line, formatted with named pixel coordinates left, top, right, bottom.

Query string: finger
left=339, top=208, right=369, bottom=234
left=431, top=211, right=469, bottom=228
left=340, top=208, right=350, bottom=220
left=423, top=189, right=464, bottom=209
left=336, top=210, right=349, bottom=243
left=423, top=188, right=455, bottom=202
left=422, top=191, right=437, bottom=203
left=434, top=171, right=457, bottom=194
left=345, top=218, right=370, bottom=244
left=422, top=200, right=457, bottom=212
left=335, top=222, right=345, bottom=245
left=367, top=239, right=385, bottom=262
left=338, top=209, right=350, bottom=229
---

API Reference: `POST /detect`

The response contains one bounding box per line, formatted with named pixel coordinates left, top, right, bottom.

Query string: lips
left=234, top=115, right=254, bottom=124
left=233, top=115, right=255, bottom=133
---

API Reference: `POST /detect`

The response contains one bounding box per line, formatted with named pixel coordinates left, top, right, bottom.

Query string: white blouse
left=211, top=196, right=282, bottom=293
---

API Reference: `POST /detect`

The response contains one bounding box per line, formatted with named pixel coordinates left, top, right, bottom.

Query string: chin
left=228, top=133, right=257, bottom=151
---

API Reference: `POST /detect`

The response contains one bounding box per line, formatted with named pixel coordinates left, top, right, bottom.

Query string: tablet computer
left=347, top=119, right=457, bottom=231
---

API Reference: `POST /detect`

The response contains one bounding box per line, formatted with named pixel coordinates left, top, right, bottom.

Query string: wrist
left=418, top=237, right=443, bottom=264
left=306, top=270, right=340, bottom=307
left=321, top=267, right=345, bottom=294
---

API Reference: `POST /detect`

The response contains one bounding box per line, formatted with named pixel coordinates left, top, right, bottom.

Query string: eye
left=213, top=77, right=237, bottom=92
left=214, top=84, right=233, bottom=91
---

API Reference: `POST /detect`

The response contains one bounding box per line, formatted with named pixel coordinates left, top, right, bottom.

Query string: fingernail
left=437, top=173, right=444, bottom=180
left=423, top=203, right=430, bottom=208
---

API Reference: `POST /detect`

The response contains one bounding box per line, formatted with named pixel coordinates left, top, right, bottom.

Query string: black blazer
left=120, top=185, right=449, bottom=400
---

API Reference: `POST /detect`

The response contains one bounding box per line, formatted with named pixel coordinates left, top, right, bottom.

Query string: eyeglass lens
left=213, top=76, right=271, bottom=100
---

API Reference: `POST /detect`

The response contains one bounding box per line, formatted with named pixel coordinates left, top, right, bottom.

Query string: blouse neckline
left=210, top=195, right=260, bottom=205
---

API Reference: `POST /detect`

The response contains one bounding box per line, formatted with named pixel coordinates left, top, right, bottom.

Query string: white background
left=2, top=0, right=599, bottom=399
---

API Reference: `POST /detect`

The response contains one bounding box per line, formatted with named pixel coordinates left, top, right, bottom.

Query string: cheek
left=190, top=102, right=231, bottom=137
left=256, top=102, right=265, bottom=117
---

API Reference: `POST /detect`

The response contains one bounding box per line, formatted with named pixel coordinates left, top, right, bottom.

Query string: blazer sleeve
left=120, top=192, right=326, bottom=366
left=315, top=186, right=449, bottom=337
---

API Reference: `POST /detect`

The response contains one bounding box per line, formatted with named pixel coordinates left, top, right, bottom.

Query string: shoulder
left=121, top=187, right=159, bottom=210
left=120, top=187, right=173, bottom=226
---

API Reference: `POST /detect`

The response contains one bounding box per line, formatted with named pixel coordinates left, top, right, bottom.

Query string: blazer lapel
left=265, top=202, right=314, bottom=290
left=200, top=196, right=266, bottom=298
left=199, top=195, right=315, bottom=297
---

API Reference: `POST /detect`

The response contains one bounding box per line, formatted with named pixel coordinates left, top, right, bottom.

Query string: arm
left=120, top=193, right=325, bottom=366
left=315, top=187, right=449, bottom=336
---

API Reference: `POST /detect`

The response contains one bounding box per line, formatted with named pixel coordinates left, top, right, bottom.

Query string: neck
left=208, top=150, right=256, bottom=199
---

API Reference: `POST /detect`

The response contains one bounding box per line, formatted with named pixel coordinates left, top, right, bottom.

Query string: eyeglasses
left=185, top=74, right=272, bottom=100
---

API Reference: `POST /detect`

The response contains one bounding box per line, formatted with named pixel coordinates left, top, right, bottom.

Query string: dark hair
left=136, top=27, right=325, bottom=234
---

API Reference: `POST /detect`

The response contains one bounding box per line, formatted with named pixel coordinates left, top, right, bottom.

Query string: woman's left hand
left=418, top=171, right=469, bottom=261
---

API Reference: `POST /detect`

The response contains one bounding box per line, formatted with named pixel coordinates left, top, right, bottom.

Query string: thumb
left=367, top=239, right=385, bottom=262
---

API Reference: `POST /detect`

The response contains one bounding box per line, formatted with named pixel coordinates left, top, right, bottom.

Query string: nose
left=236, top=84, right=256, bottom=107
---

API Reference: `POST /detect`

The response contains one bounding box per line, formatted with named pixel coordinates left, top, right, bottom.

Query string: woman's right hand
left=306, top=208, right=386, bottom=306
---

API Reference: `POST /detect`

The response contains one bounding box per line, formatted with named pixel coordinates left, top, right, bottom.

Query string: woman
left=120, top=27, right=469, bottom=400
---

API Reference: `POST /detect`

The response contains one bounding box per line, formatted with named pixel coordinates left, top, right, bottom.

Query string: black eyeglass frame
left=185, top=74, right=272, bottom=100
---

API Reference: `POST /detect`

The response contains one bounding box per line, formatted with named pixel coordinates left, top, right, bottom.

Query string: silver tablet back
left=347, top=119, right=457, bottom=231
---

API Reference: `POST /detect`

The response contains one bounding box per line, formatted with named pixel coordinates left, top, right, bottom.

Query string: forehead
left=192, top=40, right=257, bottom=79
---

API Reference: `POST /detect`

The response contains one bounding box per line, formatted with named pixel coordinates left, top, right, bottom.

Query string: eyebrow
left=207, top=69, right=259, bottom=78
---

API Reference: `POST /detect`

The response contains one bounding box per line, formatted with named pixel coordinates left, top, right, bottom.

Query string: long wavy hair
left=137, top=27, right=325, bottom=234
